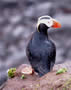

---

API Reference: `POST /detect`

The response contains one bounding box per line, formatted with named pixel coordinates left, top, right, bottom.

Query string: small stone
left=21, top=64, right=34, bottom=75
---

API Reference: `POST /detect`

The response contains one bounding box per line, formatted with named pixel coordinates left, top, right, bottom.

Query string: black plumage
left=26, top=21, right=56, bottom=77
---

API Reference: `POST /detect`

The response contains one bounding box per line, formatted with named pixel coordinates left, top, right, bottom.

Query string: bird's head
left=37, top=15, right=61, bottom=34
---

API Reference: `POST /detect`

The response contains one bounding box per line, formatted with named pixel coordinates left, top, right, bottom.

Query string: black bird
left=26, top=15, right=61, bottom=76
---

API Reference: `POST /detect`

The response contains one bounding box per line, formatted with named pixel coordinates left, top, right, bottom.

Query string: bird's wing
left=26, top=32, right=35, bottom=60
left=50, top=45, right=56, bottom=70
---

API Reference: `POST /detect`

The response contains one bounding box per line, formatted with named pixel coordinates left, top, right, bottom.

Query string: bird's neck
left=37, top=23, right=49, bottom=36
left=36, top=30, right=48, bottom=40
left=38, top=30, right=48, bottom=36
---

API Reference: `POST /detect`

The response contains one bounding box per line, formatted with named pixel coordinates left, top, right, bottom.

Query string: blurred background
left=0, top=0, right=71, bottom=86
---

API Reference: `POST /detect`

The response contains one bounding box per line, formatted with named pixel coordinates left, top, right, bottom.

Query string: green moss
left=62, top=88, right=67, bottom=90
left=22, top=88, right=24, bottom=90
left=7, top=68, right=16, bottom=78
left=21, top=75, right=25, bottom=79
left=56, top=68, right=67, bottom=75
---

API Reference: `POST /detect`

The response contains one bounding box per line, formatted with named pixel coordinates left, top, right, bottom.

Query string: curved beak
left=52, top=19, right=61, bottom=28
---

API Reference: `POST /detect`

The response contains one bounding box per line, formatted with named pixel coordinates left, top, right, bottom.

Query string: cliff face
left=0, top=0, right=71, bottom=86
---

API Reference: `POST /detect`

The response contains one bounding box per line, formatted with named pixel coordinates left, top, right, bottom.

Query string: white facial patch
left=38, top=15, right=51, bottom=20
left=37, top=18, right=53, bottom=28
left=37, top=15, right=54, bottom=28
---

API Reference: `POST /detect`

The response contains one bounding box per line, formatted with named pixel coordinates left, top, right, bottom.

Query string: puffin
left=26, top=15, right=61, bottom=77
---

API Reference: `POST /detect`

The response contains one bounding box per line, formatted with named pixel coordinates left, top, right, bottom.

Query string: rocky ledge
left=1, top=61, right=71, bottom=90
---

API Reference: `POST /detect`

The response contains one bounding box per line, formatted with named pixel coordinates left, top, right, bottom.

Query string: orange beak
left=52, top=19, right=61, bottom=28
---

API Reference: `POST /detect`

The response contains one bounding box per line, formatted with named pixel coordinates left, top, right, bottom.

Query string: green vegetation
left=56, top=68, right=67, bottom=75
left=7, top=68, right=16, bottom=78
left=21, top=75, right=25, bottom=79
left=22, top=88, right=24, bottom=90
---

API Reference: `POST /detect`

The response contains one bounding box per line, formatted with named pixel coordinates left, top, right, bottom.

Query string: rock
left=1, top=62, right=71, bottom=90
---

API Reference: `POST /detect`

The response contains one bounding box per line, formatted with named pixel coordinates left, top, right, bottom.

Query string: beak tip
left=52, top=20, right=61, bottom=28
left=58, top=23, right=61, bottom=28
